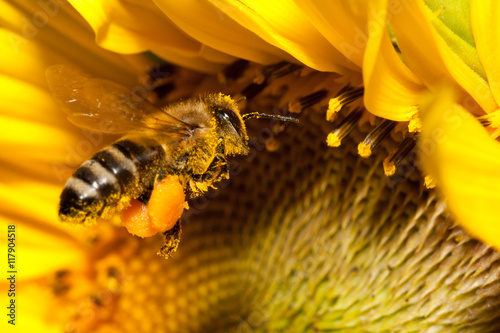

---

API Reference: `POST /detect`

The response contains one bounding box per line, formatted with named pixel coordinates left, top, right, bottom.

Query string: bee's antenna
left=234, top=96, right=246, bottom=104
left=242, top=112, right=299, bottom=123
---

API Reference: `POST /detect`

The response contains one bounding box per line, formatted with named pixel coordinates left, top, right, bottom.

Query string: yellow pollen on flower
left=408, top=117, right=422, bottom=132
left=406, top=106, right=421, bottom=132
left=358, top=142, right=372, bottom=157
left=424, top=175, right=437, bottom=189
left=383, top=160, right=397, bottom=177
left=327, top=133, right=342, bottom=147
left=358, top=119, right=397, bottom=158
left=326, top=86, right=364, bottom=121
left=327, top=98, right=342, bottom=121
left=327, top=108, right=363, bottom=148
left=383, top=136, right=417, bottom=176
left=406, top=105, right=419, bottom=119
left=478, top=110, right=500, bottom=128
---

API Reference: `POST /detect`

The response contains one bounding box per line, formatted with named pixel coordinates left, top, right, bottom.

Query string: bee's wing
left=46, top=65, right=190, bottom=137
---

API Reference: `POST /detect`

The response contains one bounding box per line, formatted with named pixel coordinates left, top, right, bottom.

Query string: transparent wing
left=46, top=64, right=190, bottom=137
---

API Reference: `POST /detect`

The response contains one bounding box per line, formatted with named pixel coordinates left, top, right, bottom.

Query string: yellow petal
left=68, top=0, right=201, bottom=55
left=68, top=0, right=236, bottom=72
left=151, top=46, right=227, bottom=74
left=209, top=0, right=359, bottom=73
left=0, top=29, right=63, bottom=87
left=390, top=0, right=497, bottom=113
left=0, top=114, right=79, bottom=162
left=471, top=0, right=500, bottom=108
left=0, top=3, right=139, bottom=87
left=0, top=97, right=110, bottom=167
left=419, top=86, right=500, bottom=250
left=0, top=215, right=85, bottom=279
left=153, top=0, right=292, bottom=65
left=198, top=44, right=237, bottom=64
left=1, top=284, right=62, bottom=332
left=363, top=0, right=425, bottom=121
left=0, top=75, right=116, bottom=172
left=0, top=174, right=85, bottom=279
left=0, top=74, right=63, bottom=124
left=294, top=0, right=368, bottom=68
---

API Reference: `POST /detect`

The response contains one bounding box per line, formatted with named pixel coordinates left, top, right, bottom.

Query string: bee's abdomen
left=59, top=139, right=165, bottom=224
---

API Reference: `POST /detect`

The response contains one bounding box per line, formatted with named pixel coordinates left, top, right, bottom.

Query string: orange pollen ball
left=121, top=176, right=187, bottom=238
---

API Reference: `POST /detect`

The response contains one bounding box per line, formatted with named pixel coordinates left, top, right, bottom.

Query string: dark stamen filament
left=289, top=90, right=328, bottom=113
left=327, top=108, right=364, bottom=147
left=220, top=59, right=249, bottom=82
left=327, top=86, right=365, bottom=120
left=260, top=61, right=302, bottom=80
left=383, top=136, right=417, bottom=176
left=358, top=119, right=397, bottom=158
left=243, top=62, right=302, bottom=100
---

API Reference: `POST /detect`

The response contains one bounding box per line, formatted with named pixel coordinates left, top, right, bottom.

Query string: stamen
left=144, top=63, right=177, bottom=102
left=358, top=119, right=397, bottom=158
left=242, top=82, right=268, bottom=100
left=146, top=63, right=176, bottom=83
left=288, top=90, right=328, bottom=113
left=424, top=175, right=436, bottom=189
left=477, top=110, right=500, bottom=128
left=327, top=85, right=364, bottom=121
left=265, top=138, right=281, bottom=152
left=272, top=63, right=302, bottom=79
left=327, top=108, right=363, bottom=147
left=260, top=61, right=302, bottom=81
left=219, top=59, right=249, bottom=84
left=234, top=96, right=246, bottom=104
left=327, top=99, right=341, bottom=122
left=383, top=136, right=417, bottom=176
left=407, top=106, right=421, bottom=133
left=408, top=117, right=422, bottom=133
left=243, top=62, right=302, bottom=99
left=152, top=82, right=175, bottom=101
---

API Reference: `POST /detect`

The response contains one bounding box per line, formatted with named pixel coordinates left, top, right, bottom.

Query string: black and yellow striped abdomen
left=59, top=139, right=166, bottom=224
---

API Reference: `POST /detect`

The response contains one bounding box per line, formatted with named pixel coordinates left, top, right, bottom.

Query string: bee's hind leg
left=157, top=219, right=182, bottom=259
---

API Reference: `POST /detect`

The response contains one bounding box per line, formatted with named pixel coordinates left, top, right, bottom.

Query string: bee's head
left=209, top=94, right=298, bottom=156
left=211, top=98, right=249, bottom=156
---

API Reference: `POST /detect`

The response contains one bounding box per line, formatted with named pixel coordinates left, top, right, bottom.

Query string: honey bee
left=47, top=65, right=298, bottom=227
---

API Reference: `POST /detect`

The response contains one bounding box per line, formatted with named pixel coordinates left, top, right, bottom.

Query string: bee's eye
left=218, top=109, right=245, bottom=138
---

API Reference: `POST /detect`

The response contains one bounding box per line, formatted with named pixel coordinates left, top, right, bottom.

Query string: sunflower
left=1, top=0, right=500, bottom=332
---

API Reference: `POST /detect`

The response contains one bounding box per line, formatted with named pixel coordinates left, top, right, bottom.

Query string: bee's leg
left=208, top=155, right=229, bottom=182
left=188, top=155, right=229, bottom=196
left=192, top=155, right=229, bottom=184
left=136, top=188, right=153, bottom=205
left=158, top=219, right=182, bottom=259
left=134, top=171, right=167, bottom=205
